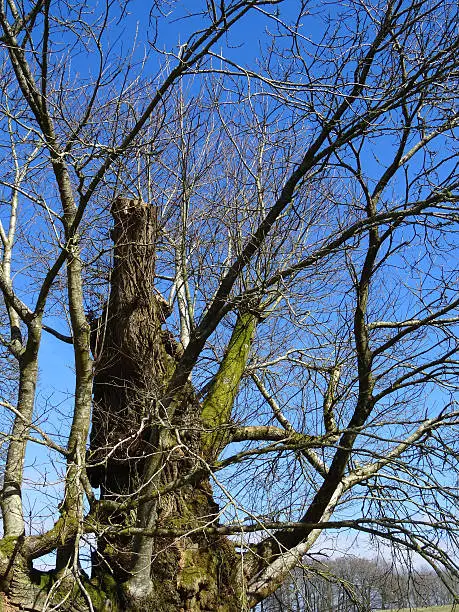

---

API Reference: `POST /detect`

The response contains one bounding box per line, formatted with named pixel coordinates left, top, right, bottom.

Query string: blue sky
left=3, top=0, right=457, bottom=575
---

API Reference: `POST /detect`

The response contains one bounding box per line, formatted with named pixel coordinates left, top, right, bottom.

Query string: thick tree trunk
left=0, top=198, right=242, bottom=611
left=85, top=198, right=241, bottom=610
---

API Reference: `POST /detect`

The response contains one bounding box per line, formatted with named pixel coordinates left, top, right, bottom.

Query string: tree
left=263, top=557, right=459, bottom=610
left=0, top=0, right=458, bottom=610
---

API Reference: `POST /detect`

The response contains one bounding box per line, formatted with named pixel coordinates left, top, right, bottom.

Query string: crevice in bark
left=1, top=326, right=41, bottom=538
left=0, top=198, right=243, bottom=611
left=85, top=197, right=241, bottom=610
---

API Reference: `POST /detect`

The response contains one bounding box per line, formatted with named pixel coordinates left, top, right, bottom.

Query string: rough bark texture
left=88, top=197, right=162, bottom=496
left=0, top=198, right=242, bottom=611
left=86, top=198, right=241, bottom=610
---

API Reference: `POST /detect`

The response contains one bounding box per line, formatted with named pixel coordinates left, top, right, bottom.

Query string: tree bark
left=1, top=328, right=40, bottom=537
left=86, top=198, right=241, bottom=611
left=0, top=198, right=243, bottom=611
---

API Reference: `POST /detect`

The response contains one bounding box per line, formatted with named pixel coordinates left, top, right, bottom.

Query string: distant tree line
left=261, top=557, right=457, bottom=611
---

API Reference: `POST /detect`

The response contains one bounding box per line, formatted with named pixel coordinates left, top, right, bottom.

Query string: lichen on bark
left=200, top=311, right=257, bottom=461
left=0, top=198, right=249, bottom=611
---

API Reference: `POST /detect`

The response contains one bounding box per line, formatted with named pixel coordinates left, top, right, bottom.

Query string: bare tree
left=263, top=557, right=459, bottom=610
left=0, top=0, right=458, bottom=610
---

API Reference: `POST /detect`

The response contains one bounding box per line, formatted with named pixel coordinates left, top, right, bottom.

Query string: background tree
left=263, top=557, right=459, bottom=611
left=0, top=0, right=458, bottom=610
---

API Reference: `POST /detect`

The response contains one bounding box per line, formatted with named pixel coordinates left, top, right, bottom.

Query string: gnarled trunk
left=86, top=198, right=241, bottom=610
left=0, top=198, right=242, bottom=611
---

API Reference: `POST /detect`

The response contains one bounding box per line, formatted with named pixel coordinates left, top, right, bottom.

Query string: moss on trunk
left=0, top=198, right=251, bottom=611
left=84, top=198, right=243, bottom=610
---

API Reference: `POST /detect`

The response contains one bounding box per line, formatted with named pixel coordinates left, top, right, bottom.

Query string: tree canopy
left=0, top=0, right=458, bottom=610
